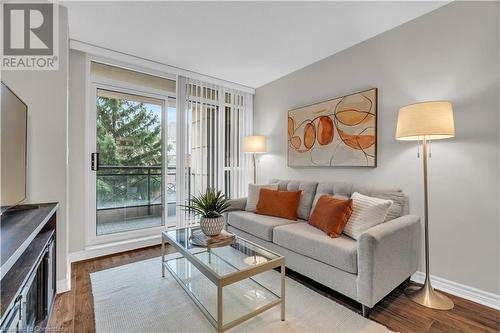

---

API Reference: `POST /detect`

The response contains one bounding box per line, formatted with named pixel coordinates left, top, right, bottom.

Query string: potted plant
left=180, top=188, right=231, bottom=236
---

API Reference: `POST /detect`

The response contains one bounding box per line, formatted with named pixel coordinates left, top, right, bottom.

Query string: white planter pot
left=200, top=216, right=225, bottom=236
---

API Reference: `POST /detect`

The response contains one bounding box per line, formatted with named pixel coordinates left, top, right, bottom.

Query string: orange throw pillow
left=309, top=195, right=353, bottom=238
left=256, top=189, right=302, bottom=220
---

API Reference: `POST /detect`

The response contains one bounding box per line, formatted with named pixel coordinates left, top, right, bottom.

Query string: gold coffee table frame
left=161, top=227, right=285, bottom=333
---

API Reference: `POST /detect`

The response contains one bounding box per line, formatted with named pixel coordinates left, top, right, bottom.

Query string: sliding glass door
left=88, top=61, right=176, bottom=245
left=94, top=88, right=165, bottom=235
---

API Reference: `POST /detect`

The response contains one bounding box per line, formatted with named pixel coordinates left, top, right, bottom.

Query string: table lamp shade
left=243, top=136, right=267, bottom=153
left=396, top=101, right=455, bottom=141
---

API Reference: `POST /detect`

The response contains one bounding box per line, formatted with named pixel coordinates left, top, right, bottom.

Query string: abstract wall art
left=288, top=88, right=377, bottom=167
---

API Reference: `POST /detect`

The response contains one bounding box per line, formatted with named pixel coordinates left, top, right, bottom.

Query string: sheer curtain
left=176, top=77, right=253, bottom=226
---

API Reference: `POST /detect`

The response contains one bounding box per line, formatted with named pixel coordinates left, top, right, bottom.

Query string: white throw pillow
left=246, top=183, right=278, bottom=212
left=343, top=192, right=393, bottom=240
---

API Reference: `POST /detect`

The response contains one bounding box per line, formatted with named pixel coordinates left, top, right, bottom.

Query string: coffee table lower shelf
left=162, top=250, right=285, bottom=332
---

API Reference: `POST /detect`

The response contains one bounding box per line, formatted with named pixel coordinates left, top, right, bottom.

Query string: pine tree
left=96, top=96, right=164, bottom=207
left=96, top=97, right=161, bottom=166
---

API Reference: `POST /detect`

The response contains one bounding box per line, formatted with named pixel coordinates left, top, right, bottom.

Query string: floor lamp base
left=405, top=281, right=454, bottom=310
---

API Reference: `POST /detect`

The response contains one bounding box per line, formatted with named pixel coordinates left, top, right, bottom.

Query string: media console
left=0, top=203, right=58, bottom=331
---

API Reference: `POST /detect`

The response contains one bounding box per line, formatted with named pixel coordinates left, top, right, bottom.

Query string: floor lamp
left=396, top=101, right=455, bottom=310
left=243, top=136, right=267, bottom=184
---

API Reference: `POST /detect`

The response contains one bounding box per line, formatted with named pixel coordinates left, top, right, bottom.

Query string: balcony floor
left=97, top=215, right=175, bottom=235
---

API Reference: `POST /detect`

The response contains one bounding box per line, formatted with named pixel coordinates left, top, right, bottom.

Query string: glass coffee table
left=161, top=227, right=285, bottom=333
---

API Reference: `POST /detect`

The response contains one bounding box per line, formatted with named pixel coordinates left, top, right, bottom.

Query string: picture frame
left=287, top=88, right=377, bottom=167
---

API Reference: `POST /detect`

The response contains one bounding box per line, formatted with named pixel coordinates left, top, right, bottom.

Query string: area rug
left=90, top=255, right=390, bottom=332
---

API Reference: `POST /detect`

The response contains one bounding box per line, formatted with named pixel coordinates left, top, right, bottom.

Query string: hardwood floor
left=48, top=245, right=500, bottom=333
left=47, top=245, right=175, bottom=333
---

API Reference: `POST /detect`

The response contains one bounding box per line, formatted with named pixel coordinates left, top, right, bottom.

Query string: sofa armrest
left=356, top=215, right=420, bottom=308
left=227, top=197, right=247, bottom=211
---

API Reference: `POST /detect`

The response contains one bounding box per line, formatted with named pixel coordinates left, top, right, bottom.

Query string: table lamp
left=243, top=136, right=267, bottom=184
left=396, top=101, right=455, bottom=310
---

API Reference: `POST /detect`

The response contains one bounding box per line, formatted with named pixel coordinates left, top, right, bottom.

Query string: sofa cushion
left=270, top=179, right=291, bottom=191
left=273, top=222, right=358, bottom=273
left=353, top=185, right=406, bottom=221
left=270, top=179, right=318, bottom=220
left=309, top=195, right=353, bottom=238
left=378, top=191, right=405, bottom=221
left=226, top=211, right=296, bottom=241
left=313, top=182, right=354, bottom=208
left=343, top=192, right=392, bottom=240
left=246, top=183, right=278, bottom=212
left=256, top=189, right=302, bottom=220
left=313, top=182, right=408, bottom=221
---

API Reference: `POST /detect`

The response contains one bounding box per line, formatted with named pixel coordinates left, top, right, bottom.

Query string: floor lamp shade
left=243, top=136, right=267, bottom=153
left=396, top=100, right=455, bottom=310
left=244, top=136, right=267, bottom=184
left=396, top=101, right=455, bottom=141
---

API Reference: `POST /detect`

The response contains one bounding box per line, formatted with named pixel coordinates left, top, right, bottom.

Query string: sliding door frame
left=85, top=55, right=176, bottom=247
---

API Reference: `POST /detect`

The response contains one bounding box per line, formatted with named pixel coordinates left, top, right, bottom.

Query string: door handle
left=91, top=153, right=99, bottom=171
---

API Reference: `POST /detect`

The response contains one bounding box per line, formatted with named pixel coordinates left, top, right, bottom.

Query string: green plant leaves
left=179, top=188, right=231, bottom=218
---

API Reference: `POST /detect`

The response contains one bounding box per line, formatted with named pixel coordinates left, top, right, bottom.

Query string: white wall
left=1, top=7, right=70, bottom=290
left=254, top=2, right=499, bottom=295
left=68, top=49, right=87, bottom=253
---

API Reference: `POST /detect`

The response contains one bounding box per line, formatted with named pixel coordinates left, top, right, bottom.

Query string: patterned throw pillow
left=343, top=192, right=393, bottom=240
left=246, top=183, right=278, bottom=212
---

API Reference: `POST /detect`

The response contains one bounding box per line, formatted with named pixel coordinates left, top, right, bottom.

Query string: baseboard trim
left=411, top=271, right=500, bottom=310
left=56, top=278, right=70, bottom=294
left=69, top=235, right=161, bottom=263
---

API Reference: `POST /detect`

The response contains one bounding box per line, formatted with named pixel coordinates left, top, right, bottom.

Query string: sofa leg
left=361, top=305, right=371, bottom=318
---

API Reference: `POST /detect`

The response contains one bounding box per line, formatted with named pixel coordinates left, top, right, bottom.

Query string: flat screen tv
left=1, top=82, right=28, bottom=215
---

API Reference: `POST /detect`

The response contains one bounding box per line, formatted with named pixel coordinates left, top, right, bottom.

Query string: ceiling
left=63, top=1, right=448, bottom=88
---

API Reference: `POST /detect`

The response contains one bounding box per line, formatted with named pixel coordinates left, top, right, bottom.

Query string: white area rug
left=91, top=255, right=390, bottom=332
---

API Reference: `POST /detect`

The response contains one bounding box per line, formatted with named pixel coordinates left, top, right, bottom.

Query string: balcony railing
left=96, top=165, right=176, bottom=211
left=96, top=165, right=177, bottom=235
left=95, top=165, right=201, bottom=235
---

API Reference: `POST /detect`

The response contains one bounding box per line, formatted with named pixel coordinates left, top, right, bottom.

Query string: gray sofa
left=226, top=180, right=420, bottom=317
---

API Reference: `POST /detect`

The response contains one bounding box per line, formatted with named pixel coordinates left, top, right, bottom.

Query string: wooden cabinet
left=0, top=203, right=58, bottom=331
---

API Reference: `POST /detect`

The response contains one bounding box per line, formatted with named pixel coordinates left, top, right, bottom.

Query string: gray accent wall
left=254, top=2, right=499, bottom=294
